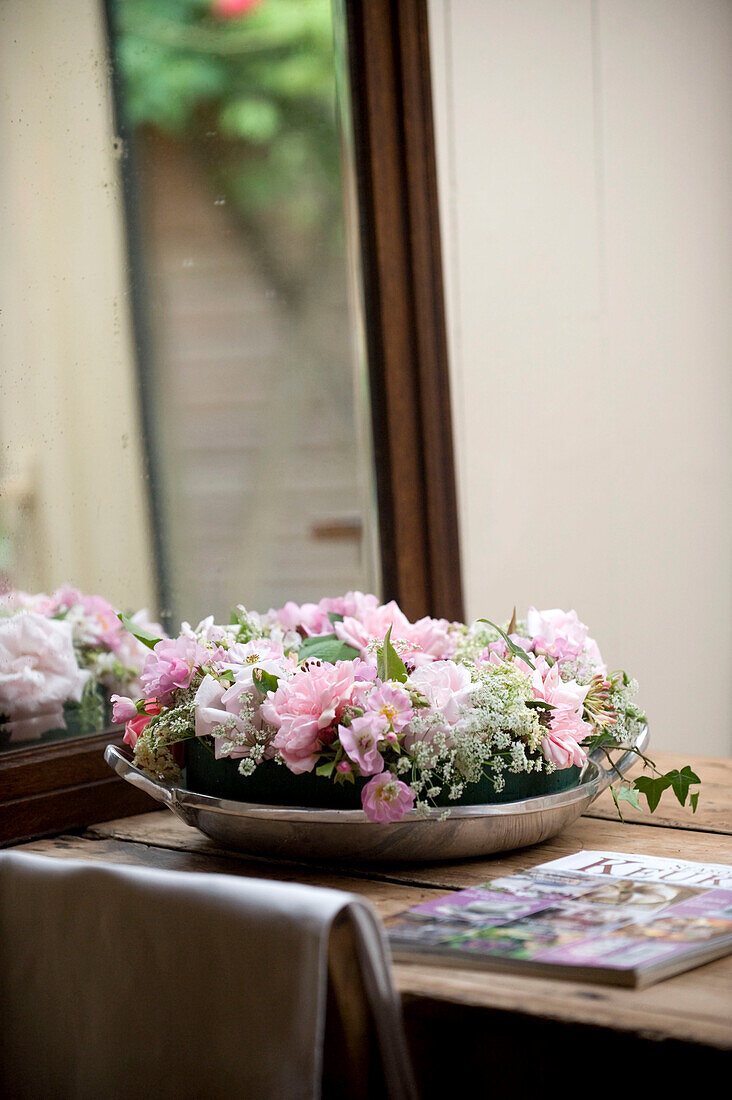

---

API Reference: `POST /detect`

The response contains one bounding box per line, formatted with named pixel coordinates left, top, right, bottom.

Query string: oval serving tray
left=105, top=726, right=647, bottom=864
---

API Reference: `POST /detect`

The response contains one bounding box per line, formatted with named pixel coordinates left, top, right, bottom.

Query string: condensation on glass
left=0, top=0, right=379, bottom=747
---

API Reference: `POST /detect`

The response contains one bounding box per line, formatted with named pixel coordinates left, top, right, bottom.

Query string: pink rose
left=541, top=730, right=587, bottom=770
left=361, top=772, right=416, bottom=823
left=528, top=655, right=590, bottom=752
left=408, top=661, right=472, bottom=725
left=526, top=607, right=605, bottom=671
left=140, top=636, right=211, bottom=704
left=111, top=695, right=138, bottom=724
left=261, top=661, right=361, bottom=774
left=123, top=702, right=161, bottom=749
left=338, top=715, right=385, bottom=775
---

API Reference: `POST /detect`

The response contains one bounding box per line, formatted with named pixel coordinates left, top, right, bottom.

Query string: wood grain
left=587, top=753, right=731, bottom=834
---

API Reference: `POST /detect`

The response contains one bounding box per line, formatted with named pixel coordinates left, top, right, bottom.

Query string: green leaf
left=316, top=760, right=335, bottom=778
left=526, top=699, right=554, bottom=711
left=669, top=765, right=701, bottom=808
left=117, top=611, right=162, bottom=651
left=477, top=619, right=535, bottom=670
left=328, top=612, right=344, bottom=625
left=690, top=791, right=699, bottom=813
left=376, top=626, right=408, bottom=683
left=252, top=668, right=280, bottom=695
left=298, top=634, right=360, bottom=664
left=219, top=669, right=235, bottom=684
left=617, top=785, right=642, bottom=811
left=634, top=773, right=673, bottom=813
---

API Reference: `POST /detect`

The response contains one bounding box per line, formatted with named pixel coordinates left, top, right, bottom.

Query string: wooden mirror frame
left=0, top=0, right=462, bottom=845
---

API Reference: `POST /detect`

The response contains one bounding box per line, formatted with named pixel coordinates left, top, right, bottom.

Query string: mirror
left=0, top=0, right=380, bottom=750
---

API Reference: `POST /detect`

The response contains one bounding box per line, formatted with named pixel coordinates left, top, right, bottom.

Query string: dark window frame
left=0, top=0, right=463, bottom=845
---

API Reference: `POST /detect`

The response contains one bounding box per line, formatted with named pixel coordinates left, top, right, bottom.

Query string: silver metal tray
left=105, top=726, right=647, bottom=863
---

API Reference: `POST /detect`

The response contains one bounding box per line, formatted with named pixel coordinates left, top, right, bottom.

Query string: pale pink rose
left=268, top=600, right=332, bottom=637
left=193, top=674, right=273, bottom=759
left=361, top=772, right=416, bottom=823
left=541, top=730, right=587, bottom=770
left=408, top=661, right=473, bottom=725
left=111, top=694, right=138, bottom=724
left=527, top=607, right=605, bottom=671
left=318, top=591, right=380, bottom=619
left=261, top=661, right=360, bottom=774
left=334, top=601, right=454, bottom=666
left=364, top=681, right=414, bottom=732
left=0, top=612, right=90, bottom=737
left=334, top=601, right=410, bottom=654
left=531, top=657, right=593, bottom=749
left=140, top=636, right=211, bottom=704
left=338, top=715, right=385, bottom=775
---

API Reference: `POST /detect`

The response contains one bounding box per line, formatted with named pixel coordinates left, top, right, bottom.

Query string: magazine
left=386, top=851, right=732, bottom=987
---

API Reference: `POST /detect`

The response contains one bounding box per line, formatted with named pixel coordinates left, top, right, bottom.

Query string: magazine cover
left=386, top=851, right=732, bottom=987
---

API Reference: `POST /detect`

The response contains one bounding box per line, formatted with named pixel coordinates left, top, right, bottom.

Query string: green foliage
left=476, top=619, right=535, bottom=670
left=297, top=634, right=360, bottom=664
left=252, top=667, right=280, bottom=694
left=117, top=611, right=162, bottom=650
left=376, top=627, right=408, bottom=684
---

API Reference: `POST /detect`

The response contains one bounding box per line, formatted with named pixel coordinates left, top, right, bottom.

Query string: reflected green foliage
left=111, top=0, right=343, bottom=292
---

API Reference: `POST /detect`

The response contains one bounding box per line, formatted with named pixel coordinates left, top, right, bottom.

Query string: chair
left=0, top=851, right=416, bottom=1099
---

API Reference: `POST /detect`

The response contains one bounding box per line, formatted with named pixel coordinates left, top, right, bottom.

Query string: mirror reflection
left=0, top=0, right=379, bottom=750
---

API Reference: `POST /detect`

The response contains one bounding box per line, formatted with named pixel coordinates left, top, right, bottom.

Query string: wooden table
left=11, top=752, right=732, bottom=1094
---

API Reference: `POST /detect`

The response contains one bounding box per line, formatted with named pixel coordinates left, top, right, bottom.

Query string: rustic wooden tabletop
left=11, top=751, right=731, bottom=1093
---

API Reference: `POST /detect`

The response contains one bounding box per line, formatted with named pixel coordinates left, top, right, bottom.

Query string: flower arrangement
left=0, top=588, right=161, bottom=744
left=116, top=594, right=700, bottom=822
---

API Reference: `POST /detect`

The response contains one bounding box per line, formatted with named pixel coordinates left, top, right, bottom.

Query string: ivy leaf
left=298, top=634, right=360, bottom=664
left=582, top=729, right=620, bottom=753
left=376, top=627, right=408, bottom=683
left=690, top=791, right=699, bottom=813
left=669, top=766, right=701, bottom=808
left=617, top=785, right=642, bottom=811
left=117, top=611, right=162, bottom=651
left=477, top=619, right=535, bottom=670
left=634, top=773, right=673, bottom=813
left=252, top=668, right=280, bottom=696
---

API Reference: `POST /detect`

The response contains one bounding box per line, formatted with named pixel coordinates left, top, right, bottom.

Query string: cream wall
left=429, top=0, right=732, bottom=755
left=0, top=0, right=156, bottom=610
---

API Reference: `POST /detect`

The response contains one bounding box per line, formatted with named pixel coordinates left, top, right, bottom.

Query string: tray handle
left=587, top=723, right=649, bottom=795
left=105, top=744, right=178, bottom=811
